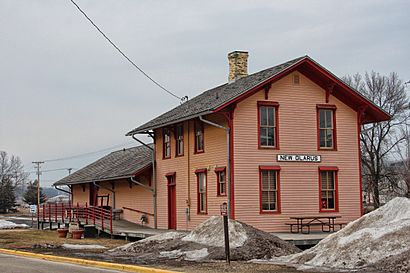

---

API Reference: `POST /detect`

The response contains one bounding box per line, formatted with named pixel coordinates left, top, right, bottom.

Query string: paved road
left=0, top=253, right=127, bottom=273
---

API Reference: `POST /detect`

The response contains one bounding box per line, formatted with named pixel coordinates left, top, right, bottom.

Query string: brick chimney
left=228, top=51, right=249, bottom=82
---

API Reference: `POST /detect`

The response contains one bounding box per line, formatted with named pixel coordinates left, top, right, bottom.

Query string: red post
left=76, top=202, right=79, bottom=222
left=68, top=203, right=72, bottom=222
left=110, top=207, right=113, bottom=236
left=48, top=203, right=51, bottom=223
left=93, top=207, right=96, bottom=225
left=85, top=202, right=88, bottom=225
left=42, top=204, right=45, bottom=222
left=54, top=203, right=57, bottom=222
left=101, top=206, right=104, bottom=232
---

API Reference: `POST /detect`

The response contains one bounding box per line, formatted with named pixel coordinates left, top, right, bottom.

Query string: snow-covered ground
left=0, top=219, right=29, bottom=229
left=262, top=197, right=410, bottom=271
left=62, top=244, right=107, bottom=250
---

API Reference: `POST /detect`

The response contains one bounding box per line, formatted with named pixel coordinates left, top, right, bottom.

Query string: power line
left=43, top=141, right=135, bottom=162
left=68, top=0, right=183, bottom=101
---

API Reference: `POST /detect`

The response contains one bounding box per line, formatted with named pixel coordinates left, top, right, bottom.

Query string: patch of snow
left=140, top=231, right=185, bottom=242
left=184, top=248, right=209, bottom=261
left=62, top=244, right=107, bottom=250
left=160, top=249, right=183, bottom=259
left=182, top=216, right=248, bottom=248
left=0, top=220, right=29, bottom=229
left=268, top=197, right=410, bottom=270
left=160, top=248, right=209, bottom=261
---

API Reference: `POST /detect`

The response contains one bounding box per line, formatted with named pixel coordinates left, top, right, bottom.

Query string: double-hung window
left=163, top=128, right=171, bottom=159
left=195, top=121, right=204, bottom=153
left=258, top=102, right=279, bottom=148
left=196, top=169, right=207, bottom=214
left=317, top=105, right=336, bottom=150
left=319, top=167, right=338, bottom=212
left=215, top=167, right=226, bottom=196
left=175, top=124, right=184, bottom=156
left=259, top=166, right=281, bottom=213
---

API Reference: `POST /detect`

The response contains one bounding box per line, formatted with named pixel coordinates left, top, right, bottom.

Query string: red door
left=167, top=174, right=177, bottom=229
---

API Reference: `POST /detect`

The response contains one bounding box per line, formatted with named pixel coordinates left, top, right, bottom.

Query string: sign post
left=29, top=205, right=37, bottom=228
left=220, top=202, right=230, bottom=264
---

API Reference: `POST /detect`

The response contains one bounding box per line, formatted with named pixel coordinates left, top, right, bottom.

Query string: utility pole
left=32, top=161, right=44, bottom=210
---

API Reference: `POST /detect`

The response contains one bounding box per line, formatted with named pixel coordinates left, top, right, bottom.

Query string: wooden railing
left=37, top=202, right=113, bottom=235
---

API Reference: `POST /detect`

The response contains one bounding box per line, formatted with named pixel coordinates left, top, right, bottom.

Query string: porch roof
left=53, top=144, right=153, bottom=186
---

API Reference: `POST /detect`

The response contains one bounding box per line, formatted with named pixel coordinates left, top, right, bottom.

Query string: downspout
left=199, top=115, right=232, bottom=218
left=132, top=134, right=157, bottom=229
left=130, top=176, right=154, bottom=193
left=54, top=185, right=72, bottom=197
left=93, top=181, right=115, bottom=208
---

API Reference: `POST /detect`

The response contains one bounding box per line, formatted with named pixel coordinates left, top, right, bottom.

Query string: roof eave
left=126, top=110, right=214, bottom=135
left=53, top=163, right=153, bottom=186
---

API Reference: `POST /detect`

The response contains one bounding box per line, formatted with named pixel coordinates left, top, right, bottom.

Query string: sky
left=0, top=0, right=409, bottom=187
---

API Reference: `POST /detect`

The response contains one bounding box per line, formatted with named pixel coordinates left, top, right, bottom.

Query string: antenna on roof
left=180, top=96, right=189, bottom=104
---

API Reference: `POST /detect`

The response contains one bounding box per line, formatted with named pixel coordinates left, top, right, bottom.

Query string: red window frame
left=175, top=123, right=184, bottom=157
left=195, top=168, right=207, bottom=214
left=317, top=104, right=337, bottom=151
left=215, top=167, right=226, bottom=197
left=259, top=166, right=281, bottom=214
left=163, top=128, right=171, bottom=159
left=194, top=120, right=205, bottom=154
left=258, top=101, right=279, bottom=149
left=318, top=166, right=339, bottom=213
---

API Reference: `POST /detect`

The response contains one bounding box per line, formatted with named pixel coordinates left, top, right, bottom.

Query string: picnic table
left=286, top=216, right=344, bottom=234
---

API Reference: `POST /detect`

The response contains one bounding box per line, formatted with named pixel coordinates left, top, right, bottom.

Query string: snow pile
left=62, top=244, right=107, bottom=250
left=112, top=216, right=299, bottom=262
left=141, top=231, right=185, bottom=242
left=275, top=197, right=410, bottom=271
left=182, top=216, right=247, bottom=248
left=160, top=248, right=209, bottom=261
left=0, top=219, right=29, bottom=229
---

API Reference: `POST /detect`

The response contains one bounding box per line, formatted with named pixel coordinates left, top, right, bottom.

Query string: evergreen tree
left=23, top=180, right=47, bottom=205
left=0, top=176, right=16, bottom=213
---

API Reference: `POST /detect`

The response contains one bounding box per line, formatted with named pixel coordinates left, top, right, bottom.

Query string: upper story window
left=258, top=102, right=279, bottom=149
left=317, top=105, right=336, bottom=150
left=195, top=121, right=204, bottom=153
left=259, top=166, right=281, bottom=213
left=195, top=169, right=207, bottom=214
left=175, top=124, right=184, bottom=156
left=319, top=167, right=338, bottom=212
left=163, top=128, right=171, bottom=159
left=215, top=167, right=226, bottom=196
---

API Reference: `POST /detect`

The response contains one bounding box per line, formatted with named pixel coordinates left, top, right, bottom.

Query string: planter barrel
left=57, top=229, right=69, bottom=238
left=71, top=229, right=84, bottom=239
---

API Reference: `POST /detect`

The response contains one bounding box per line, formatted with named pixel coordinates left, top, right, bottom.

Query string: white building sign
left=277, top=154, right=321, bottom=163
left=29, top=205, right=37, bottom=214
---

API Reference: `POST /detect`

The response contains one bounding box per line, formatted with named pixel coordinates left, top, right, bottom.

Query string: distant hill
left=43, top=187, right=67, bottom=198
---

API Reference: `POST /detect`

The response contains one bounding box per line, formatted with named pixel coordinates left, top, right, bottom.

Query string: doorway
left=167, top=173, right=177, bottom=229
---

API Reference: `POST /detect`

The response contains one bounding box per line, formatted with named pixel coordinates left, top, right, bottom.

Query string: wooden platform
left=109, top=220, right=167, bottom=240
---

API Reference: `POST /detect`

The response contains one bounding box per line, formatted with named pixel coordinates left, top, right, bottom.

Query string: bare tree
left=0, top=151, right=27, bottom=187
left=389, top=125, right=410, bottom=198
left=344, top=72, right=409, bottom=208
left=0, top=151, right=28, bottom=212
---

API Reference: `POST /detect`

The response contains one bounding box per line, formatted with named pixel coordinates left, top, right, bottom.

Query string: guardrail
left=37, top=202, right=113, bottom=235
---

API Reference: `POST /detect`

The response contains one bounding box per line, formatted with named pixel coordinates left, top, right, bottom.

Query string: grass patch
left=0, top=229, right=125, bottom=250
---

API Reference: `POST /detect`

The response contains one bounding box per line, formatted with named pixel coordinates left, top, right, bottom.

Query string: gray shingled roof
left=126, top=56, right=306, bottom=135
left=53, top=145, right=153, bottom=186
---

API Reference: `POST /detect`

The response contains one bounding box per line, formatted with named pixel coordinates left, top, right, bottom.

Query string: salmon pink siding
left=72, top=184, right=89, bottom=205
left=233, top=72, right=361, bottom=232
left=70, top=173, right=154, bottom=228
left=155, top=115, right=228, bottom=230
